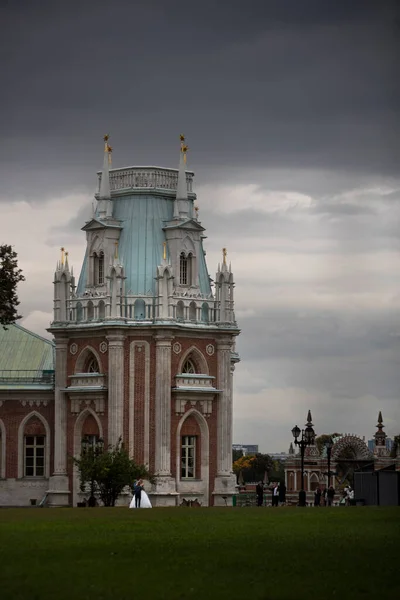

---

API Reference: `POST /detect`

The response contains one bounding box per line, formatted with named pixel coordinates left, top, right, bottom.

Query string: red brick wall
left=0, top=397, right=54, bottom=478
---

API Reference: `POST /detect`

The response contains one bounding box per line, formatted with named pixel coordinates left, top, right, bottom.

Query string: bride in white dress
left=129, top=479, right=152, bottom=509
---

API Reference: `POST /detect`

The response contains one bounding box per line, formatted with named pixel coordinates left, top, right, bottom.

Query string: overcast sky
left=2, top=0, right=399, bottom=451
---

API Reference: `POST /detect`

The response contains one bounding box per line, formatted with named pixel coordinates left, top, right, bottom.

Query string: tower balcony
left=67, top=373, right=107, bottom=390
left=96, top=166, right=195, bottom=197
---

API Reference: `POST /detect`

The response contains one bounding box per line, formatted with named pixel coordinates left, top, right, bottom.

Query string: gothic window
left=85, top=357, right=100, bottom=373
left=182, top=358, right=196, bottom=374
left=176, top=301, right=184, bottom=320
left=180, top=252, right=188, bottom=285
left=94, top=251, right=105, bottom=285
left=189, top=301, right=197, bottom=321
left=181, top=435, right=196, bottom=479
left=98, top=300, right=105, bottom=319
left=81, top=434, right=100, bottom=451
left=134, top=298, right=146, bottom=320
left=87, top=300, right=94, bottom=321
left=76, top=302, right=83, bottom=322
left=24, top=435, right=45, bottom=477
left=201, top=302, right=209, bottom=323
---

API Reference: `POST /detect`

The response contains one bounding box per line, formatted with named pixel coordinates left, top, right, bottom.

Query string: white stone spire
left=97, top=135, right=113, bottom=219
left=99, top=134, right=112, bottom=199
left=175, top=134, right=189, bottom=218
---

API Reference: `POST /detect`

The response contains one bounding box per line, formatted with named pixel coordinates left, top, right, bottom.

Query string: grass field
left=0, top=507, right=399, bottom=600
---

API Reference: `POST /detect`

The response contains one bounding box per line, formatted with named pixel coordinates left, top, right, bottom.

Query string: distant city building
left=268, top=452, right=291, bottom=462
left=233, top=444, right=259, bottom=456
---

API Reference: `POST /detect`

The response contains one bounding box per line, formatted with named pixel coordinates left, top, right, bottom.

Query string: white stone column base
left=212, top=473, right=237, bottom=506
left=149, top=476, right=178, bottom=507
left=47, top=475, right=70, bottom=507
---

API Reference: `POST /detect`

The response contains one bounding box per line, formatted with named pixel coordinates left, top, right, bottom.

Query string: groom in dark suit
left=133, top=480, right=143, bottom=508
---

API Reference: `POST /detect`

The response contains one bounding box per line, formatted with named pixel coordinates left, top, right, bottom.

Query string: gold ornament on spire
left=180, top=134, right=189, bottom=164
left=60, top=247, right=65, bottom=265
left=104, top=134, right=110, bottom=142
left=114, top=241, right=119, bottom=259
left=194, top=205, right=199, bottom=218
left=222, top=247, right=227, bottom=265
left=163, top=241, right=167, bottom=260
left=180, top=134, right=185, bottom=142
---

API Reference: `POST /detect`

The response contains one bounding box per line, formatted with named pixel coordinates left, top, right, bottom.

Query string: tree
left=315, top=433, right=341, bottom=454
left=390, top=435, right=400, bottom=458
left=232, top=448, right=243, bottom=463
left=74, top=438, right=152, bottom=507
left=0, top=245, right=25, bottom=328
left=233, top=453, right=275, bottom=483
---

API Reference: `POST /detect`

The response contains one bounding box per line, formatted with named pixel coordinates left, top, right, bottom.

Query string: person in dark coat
left=256, top=481, right=264, bottom=507
left=314, top=486, right=322, bottom=506
left=133, top=479, right=143, bottom=508
left=278, top=482, right=286, bottom=506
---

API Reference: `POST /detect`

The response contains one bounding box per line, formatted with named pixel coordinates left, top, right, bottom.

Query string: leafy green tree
left=315, top=433, right=341, bottom=454
left=232, top=448, right=243, bottom=463
left=74, top=439, right=152, bottom=507
left=0, top=245, right=25, bottom=328
left=390, top=435, right=400, bottom=458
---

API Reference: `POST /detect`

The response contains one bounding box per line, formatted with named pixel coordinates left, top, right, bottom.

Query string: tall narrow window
left=24, top=435, right=45, bottom=477
left=181, top=435, right=196, bottom=478
left=98, top=251, right=104, bottom=285
left=180, top=252, right=188, bottom=285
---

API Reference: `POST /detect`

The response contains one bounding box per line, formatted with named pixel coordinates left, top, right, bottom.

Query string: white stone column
left=151, top=333, right=177, bottom=505
left=107, top=332, right=125, bottom=446
left=213, top=337, right=237, bottom=505
left=47, top=336, right=70, bottom=506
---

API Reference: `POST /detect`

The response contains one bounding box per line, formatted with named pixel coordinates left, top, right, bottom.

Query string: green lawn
left=0, top=507, right=399, bottom=600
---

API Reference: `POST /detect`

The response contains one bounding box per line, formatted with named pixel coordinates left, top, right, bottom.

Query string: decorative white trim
left=70, top=395, right=106, bottom=415
left=0, top=419, right=6, bottom=478
left=99, top=341, right=108, bottom=354
left=173, top=342, right=182, bottom=354
left=178, top=345, right=209, bottom=375
left=129, top=341, right=150, bottom=466
left=175, top=398, right=213, bottom=417
left=70, top=343, right=78, bottom=355
left=74, top=345, right=103, bottom=373
left=20, top=399, right=49, bottom=408
left=17, top=411, right=51, bottom=479
left=206, top=344, right=215, bottom=356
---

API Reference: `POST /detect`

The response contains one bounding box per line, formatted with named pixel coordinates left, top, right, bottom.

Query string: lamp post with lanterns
left=291, top=411, right=315, bottom=507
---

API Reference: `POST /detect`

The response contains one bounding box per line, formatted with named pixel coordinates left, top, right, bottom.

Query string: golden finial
left=108, top=144, right=113, bottom=166
left=222, top=247, right=227, bottom=265
left=163, top=241, right=167, bottom=260
left=114, top=241, right=119, bottom=259
left=194, top=205, right=199, bottom=218
left=104, top=134, right=110, bottom=142
left=180, top=134, right=185, bottom=142
left=60, top=247, right=65, bottom=265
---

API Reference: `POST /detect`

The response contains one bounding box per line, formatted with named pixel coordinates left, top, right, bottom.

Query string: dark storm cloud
left=1, top=0, right=399, bottom=201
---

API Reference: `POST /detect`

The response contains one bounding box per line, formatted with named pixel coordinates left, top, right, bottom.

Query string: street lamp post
left=291, top=414, right=315, bottom=507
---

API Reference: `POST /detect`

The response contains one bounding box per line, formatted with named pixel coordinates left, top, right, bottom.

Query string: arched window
left=134, top=298, right=146, bottom=320
left=182, top=359, right=196, bottom=374
left=189, top=301, right=196, bottom=321
left=76, top=302, right=83, bottom=322
left=176, top=301, right=184, bottom=320
left=98, top=300, right=105, bottom=319
left=201, top=302, right=209, bottom=323
left=87, top=300, right=94, bottom=321
left=85, top=356, right=100, bottom=373
left=180, top=252, right=188, bottom=285
left=310, top=474, right=319, bottom=491
left=94, top=251, right=105, bottom=285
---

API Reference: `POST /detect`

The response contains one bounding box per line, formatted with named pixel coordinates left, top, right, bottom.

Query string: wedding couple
left=129, top=479, right=152, bottom=509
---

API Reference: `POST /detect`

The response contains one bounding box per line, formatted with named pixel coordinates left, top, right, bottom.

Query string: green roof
left=0, top=324, right=54, bottom=389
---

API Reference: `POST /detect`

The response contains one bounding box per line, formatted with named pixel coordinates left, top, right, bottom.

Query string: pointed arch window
left=182, top=358, right=196, bottom=374
left=181, top=435, right=196, bottom=479
left=85, top=357, right=100, bottom=373
left=93, top=251, right=105, bottom=285
left=180, top=252, right=188, bottom=285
